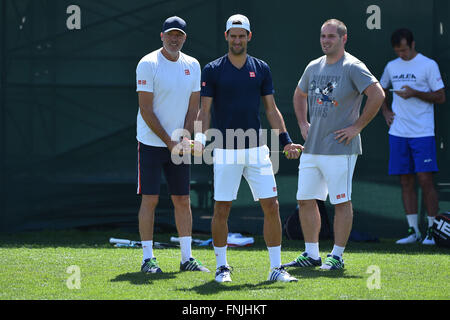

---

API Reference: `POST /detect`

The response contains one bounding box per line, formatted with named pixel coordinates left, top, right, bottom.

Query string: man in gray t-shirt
left=282, top=19, right=385, bottom=271
left=298, top=53, right=378, bottom=155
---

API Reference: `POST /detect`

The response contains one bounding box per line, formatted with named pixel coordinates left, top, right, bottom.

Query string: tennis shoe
left=215, top=265, right=232, bottom=283
left=396, top=227, right=421, bottom=244
left=180, top=257, right=210, bottom=272
left=281, top=252, right=322, bottom=268
left=268, top=266, right=298, bottom=282
left=320, top=254, right=344, bottom=270
left=141, top=258, right=162, bottom=273
left=422, top=227, right=435, bottom=245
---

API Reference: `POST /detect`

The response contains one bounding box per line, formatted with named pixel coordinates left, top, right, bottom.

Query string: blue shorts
left=136, top=142, right=190, bottom=195
left=388, top=135, right=438, bottom=175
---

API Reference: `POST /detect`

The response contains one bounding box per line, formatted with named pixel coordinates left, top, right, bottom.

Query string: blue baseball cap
left=162, top=16, right=186, bottom=35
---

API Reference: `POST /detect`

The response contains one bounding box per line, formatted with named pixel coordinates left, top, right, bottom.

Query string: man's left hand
left=180, top=137, right=193, bottom=155
left=395, top=85, right=416, bottom=99
left=283, top=143, right=303, bottom=159
left=334, top=125, right=361, bottom=145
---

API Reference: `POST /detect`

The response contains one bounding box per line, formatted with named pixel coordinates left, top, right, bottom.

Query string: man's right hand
left=168, top=140, right=182, bottom=155
left=382, top=108, right=395, bottom=127
left=191, top=140, right=204, bottom=157
left=169, top=138, right=194, bottom=156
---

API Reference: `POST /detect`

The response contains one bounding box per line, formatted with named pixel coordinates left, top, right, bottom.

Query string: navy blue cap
left=162, top=16, right=186, bottom=34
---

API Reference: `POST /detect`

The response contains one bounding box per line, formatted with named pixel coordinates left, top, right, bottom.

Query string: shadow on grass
left=287, top=268, right=362, bottom=279
left=177, top=280, right=286, bottom=296
left=110, top=271, right=178, bottom=285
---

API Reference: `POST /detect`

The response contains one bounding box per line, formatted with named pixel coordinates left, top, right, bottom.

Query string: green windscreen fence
left=1, top=0, right=449, bottom=237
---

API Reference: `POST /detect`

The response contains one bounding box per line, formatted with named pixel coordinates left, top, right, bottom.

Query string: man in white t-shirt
left=135, top=16, right=209, bottom=273
left=380, top=28, right=446, bottom=245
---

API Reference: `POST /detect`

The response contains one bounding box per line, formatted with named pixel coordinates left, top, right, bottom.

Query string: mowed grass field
left=0, top=229, right=449, bottom=300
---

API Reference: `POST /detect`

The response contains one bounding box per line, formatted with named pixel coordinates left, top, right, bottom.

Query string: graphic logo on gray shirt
left=308, top=76, right=341, bottom=119
left=314, top=80, right=339, bottom=106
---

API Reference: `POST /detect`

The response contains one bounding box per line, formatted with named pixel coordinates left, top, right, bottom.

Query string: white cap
left=225, top=14, right=251, bottom=32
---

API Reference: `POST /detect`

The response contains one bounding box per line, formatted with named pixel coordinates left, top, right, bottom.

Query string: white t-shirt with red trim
left=136, top=49, right=201, bottom=147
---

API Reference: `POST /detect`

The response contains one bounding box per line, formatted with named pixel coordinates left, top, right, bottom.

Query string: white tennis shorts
left=213, top=145, right=277, bottom=201
left=297, top=153, right=358, bottom=205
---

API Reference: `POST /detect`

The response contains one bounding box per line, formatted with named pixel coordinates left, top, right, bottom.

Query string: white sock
left=406, top=214, right=419, bottom=233
left=304, top=242, right=320, bottom=260
left=179, top=236, right=192, bottom=263
left=214, top=245, right=228, bottom=269
left=427, top=216, right=435, bottom=228
left=331, top=245, right=345, bottom=259
left=267, top=245, right=281, bottom=269
left=142, top=240, right=154, bottom=263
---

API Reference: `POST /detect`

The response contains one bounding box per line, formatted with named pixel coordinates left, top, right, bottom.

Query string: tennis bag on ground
left=432, top=212, right=450, bottom=248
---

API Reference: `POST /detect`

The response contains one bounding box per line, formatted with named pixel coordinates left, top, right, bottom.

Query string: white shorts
left=213, top=145, right=277, bottom=201
left=296, top=153, right=358, bottom=205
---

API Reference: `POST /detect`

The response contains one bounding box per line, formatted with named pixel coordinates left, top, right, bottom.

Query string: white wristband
left=194, top=132, right=207, bottom=147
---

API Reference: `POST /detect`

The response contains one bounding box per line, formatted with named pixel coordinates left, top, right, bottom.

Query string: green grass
left=0, top=230, right=449, bottom=300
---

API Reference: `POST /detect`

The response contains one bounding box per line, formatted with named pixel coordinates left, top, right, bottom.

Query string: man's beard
left=229, top=45, right=245, bottom=56
left=164, top=43, right=183, bottom=56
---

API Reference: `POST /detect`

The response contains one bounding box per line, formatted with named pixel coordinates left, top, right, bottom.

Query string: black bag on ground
left=433, top=212, right=450, bottom=248
left=284, top=200, right=332, bottom=240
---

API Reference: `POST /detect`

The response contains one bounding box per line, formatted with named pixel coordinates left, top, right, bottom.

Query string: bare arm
left=196, top=96, right=213, bottom=133
left=191, top=96, right=212, bottom=155
left=356, top=82, right=386, bottom=130
left=335, top=82, right=386, bottom=145
left=380, top=88, right=395, bottom=127
left=183, top=91, right=200, bottom=137
left=396, top=86, right=446, bottom=104
left=138, top=91, right=177, bottom=151
left=262, top=94, right=287, bottom=132
left=293, top=86, right=309, bottom=141
left=262, top=94, right=302, bottom=158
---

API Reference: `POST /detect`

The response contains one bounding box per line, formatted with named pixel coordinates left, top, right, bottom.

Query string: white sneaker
left=268, top=267, right=298, bottom=282
left=422, top=227, right=435, bottom=245
left=396, top=227, right=421, bottom=244
left=319, top=254, right=344, bottom=270
left=215, top=265, right=232, bottom=283
left=422, top=237, right=435, bottom=245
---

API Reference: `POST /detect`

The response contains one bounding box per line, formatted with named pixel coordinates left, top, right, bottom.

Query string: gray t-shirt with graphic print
left=298, top=52, right=378, bottom=155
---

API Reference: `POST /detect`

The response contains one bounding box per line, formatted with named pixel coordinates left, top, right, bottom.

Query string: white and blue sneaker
left=180, top=257, right=210, bottom=272
left=422, top=227, right=435, bottom=245
left=320, top=254, right=344, bottom=270
left=215, top=265, right=232, bottom=283
left=282, top=252, right=322, bottom=268
left=268, top=266, right=298, bottom=282
left=396, top=227, right=422, bottom=244
left=141, top=258, right=162, bottom=273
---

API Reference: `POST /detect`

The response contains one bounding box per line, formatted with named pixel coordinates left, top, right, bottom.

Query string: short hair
left=391, top=28, right=414, bottom=47
left=322, top=19, right=347, bottom=37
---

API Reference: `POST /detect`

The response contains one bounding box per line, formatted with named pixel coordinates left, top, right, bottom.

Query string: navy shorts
left=136, top=142, right=190, bottom=195
left=388, top=135, right=439, bottom=175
